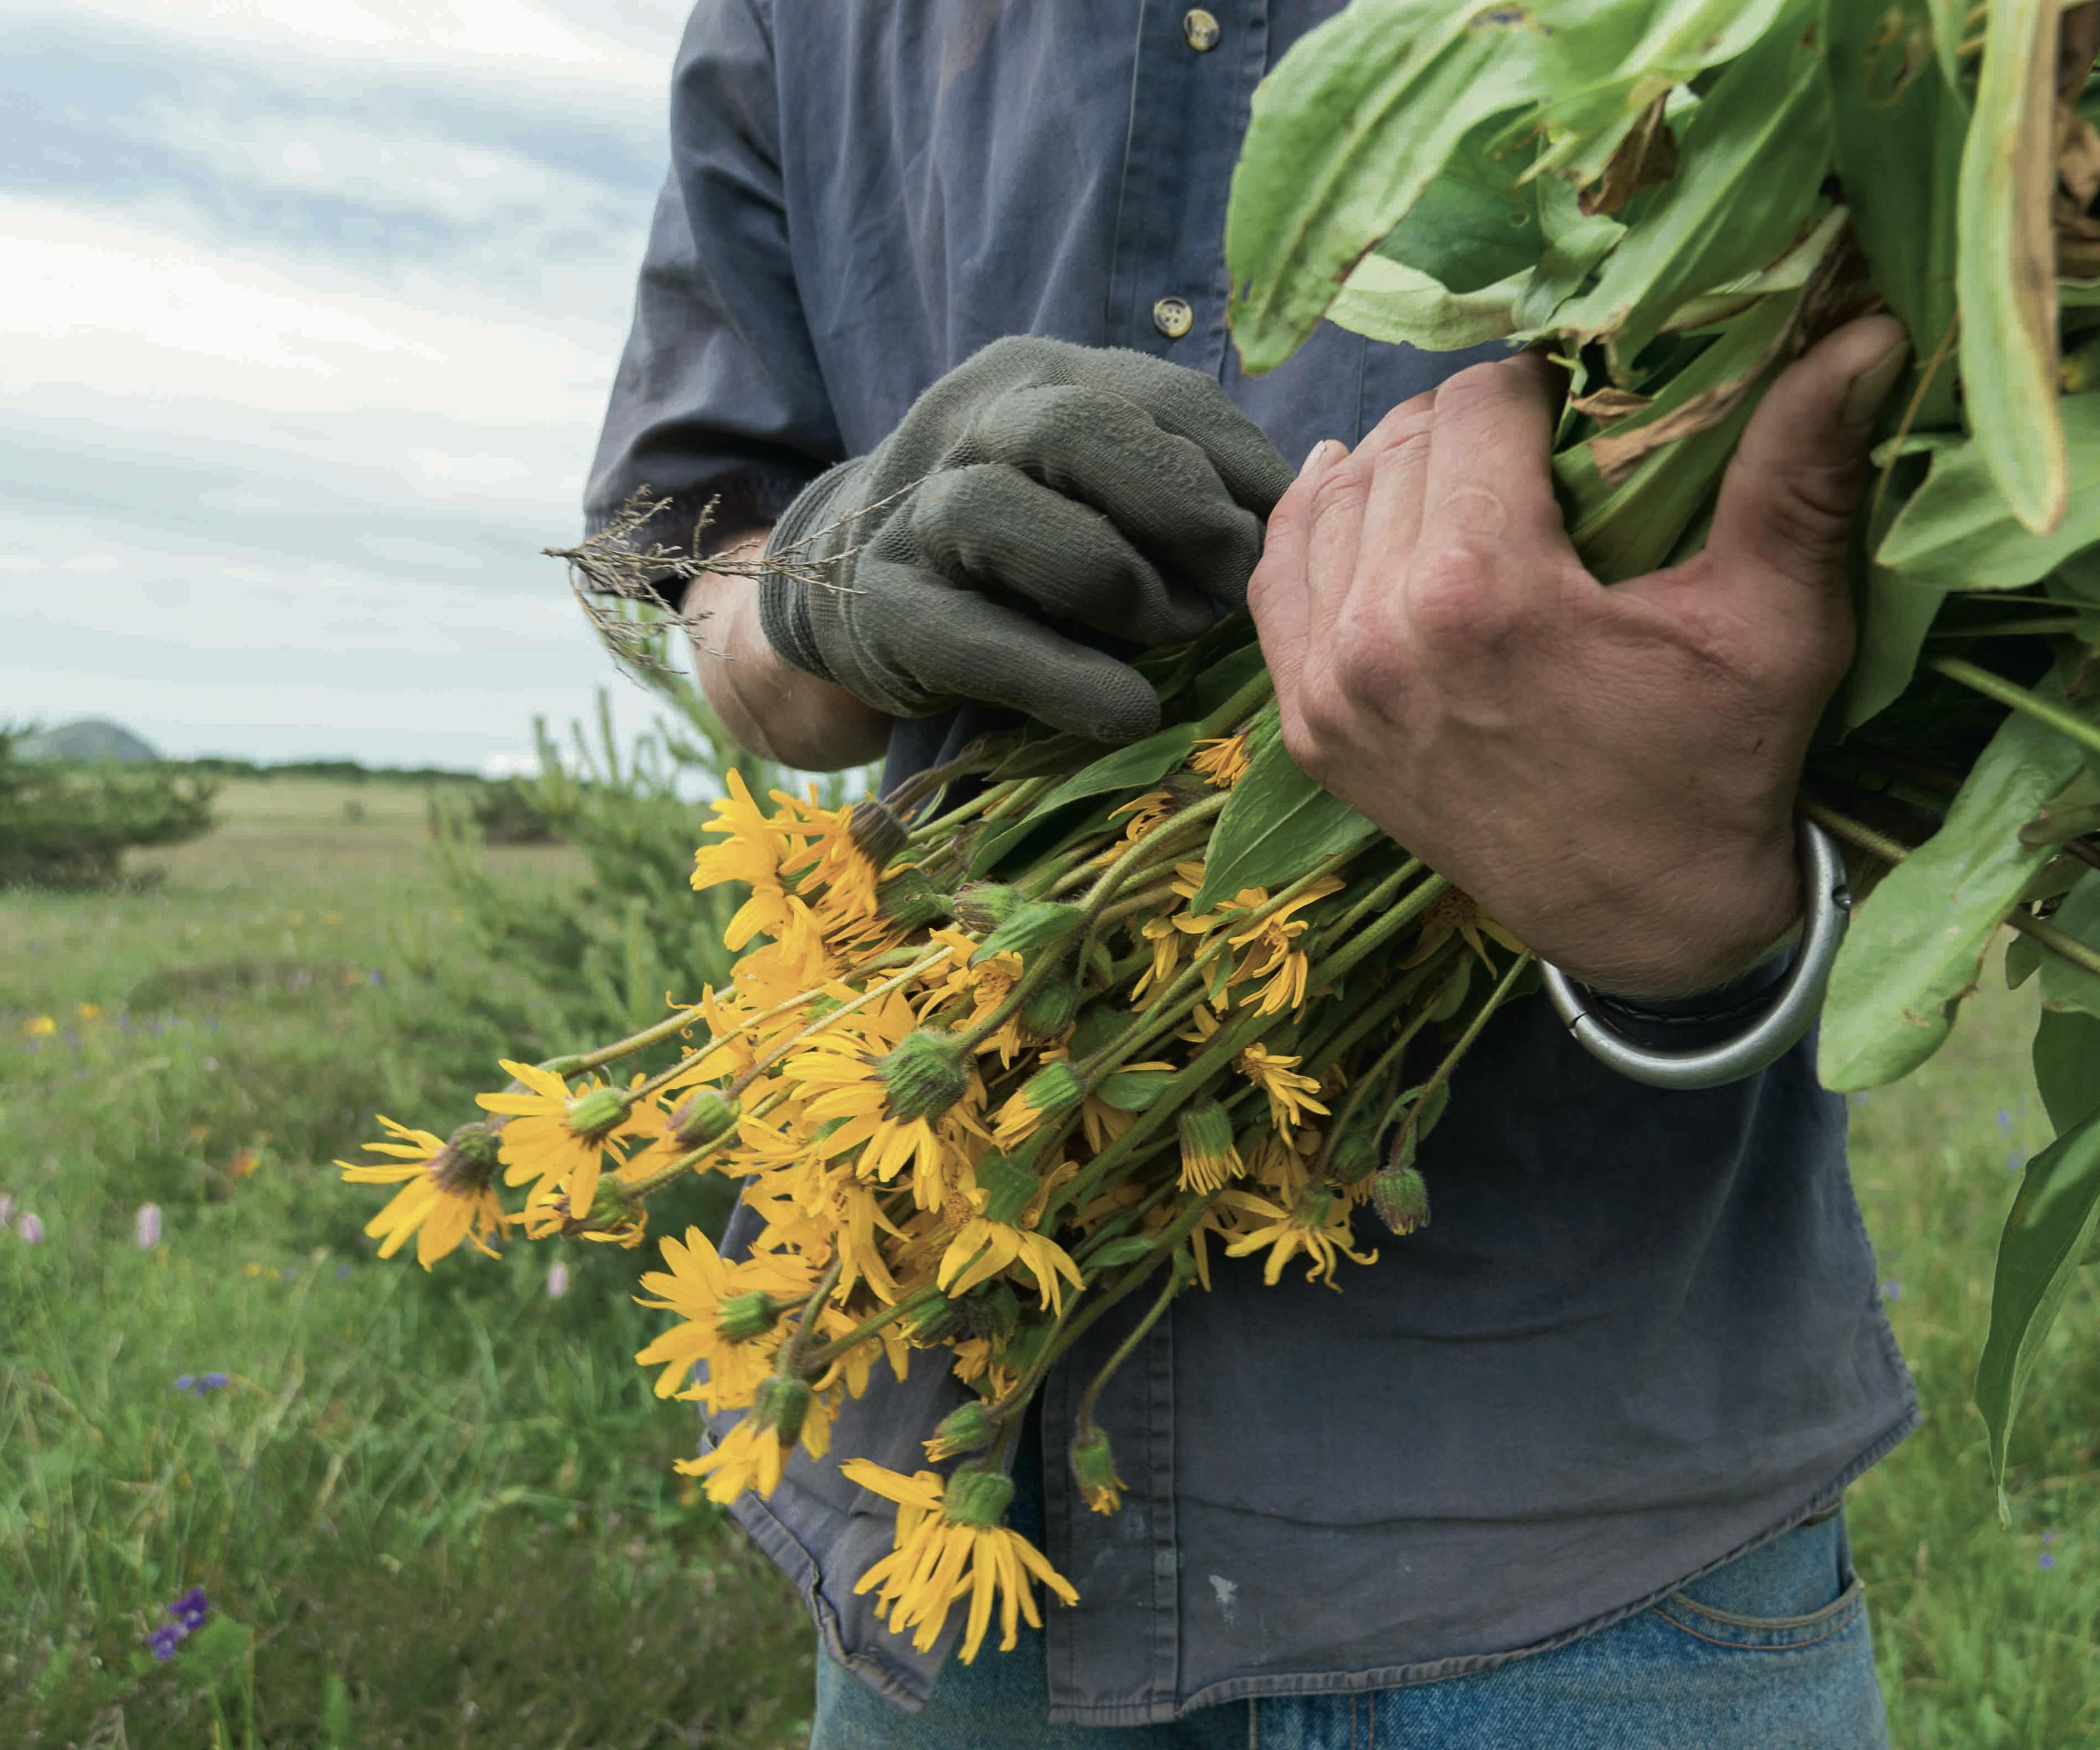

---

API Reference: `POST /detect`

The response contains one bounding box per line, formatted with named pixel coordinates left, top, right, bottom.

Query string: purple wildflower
left=2040, top=1551, right=2058, bottom=1570
left=174, top=1373, right=230, bottom=1397
left=16, top=1212, right=43, bottom=1244
left=1880, top=1278, right=1903, bottom=1302
left=145, top=1624, right=184, bottom=1660
left=1997, top=1110, right=2014, bottom=1132
left=135, top=1203, right=162, bottom=1249
left=170, top=1586, right=209, bottom=1630
left=2009, top=1151, right=2026, bottom=1172
left=546, top=1261, right=570, bottom=1299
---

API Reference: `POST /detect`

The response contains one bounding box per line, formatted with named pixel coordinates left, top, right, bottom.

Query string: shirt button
left=1152, top=296, right=1195, bottom=340
left=1182, top=8, right=1221, bottom=51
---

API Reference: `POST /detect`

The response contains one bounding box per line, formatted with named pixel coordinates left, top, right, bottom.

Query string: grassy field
left=3, top=777, right=2097, bottom=1746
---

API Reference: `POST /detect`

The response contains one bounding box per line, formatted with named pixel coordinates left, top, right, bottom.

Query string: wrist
left=1548, top=829, right=1800, bottom=1000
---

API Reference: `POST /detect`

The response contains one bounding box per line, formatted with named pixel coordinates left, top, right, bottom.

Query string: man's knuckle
left=1407, top=546, right=1515, bottom=649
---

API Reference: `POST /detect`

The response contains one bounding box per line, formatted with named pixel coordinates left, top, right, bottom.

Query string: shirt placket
left=1103, top=2, right=1272, bottom=378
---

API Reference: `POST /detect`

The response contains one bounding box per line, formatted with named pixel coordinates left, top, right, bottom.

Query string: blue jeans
left=809, top=1509, right=1886, bottom=1748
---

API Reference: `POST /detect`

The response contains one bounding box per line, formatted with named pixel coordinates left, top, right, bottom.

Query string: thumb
left=1705, top=313, right=1910, bottom=588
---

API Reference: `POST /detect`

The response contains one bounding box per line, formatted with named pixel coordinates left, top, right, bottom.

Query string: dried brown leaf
left=1579, top=97, right=1678, bottom=218
left=1567, top=386, right=1655, bottom=424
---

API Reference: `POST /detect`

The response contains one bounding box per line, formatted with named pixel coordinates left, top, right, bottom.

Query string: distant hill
left=16, top=719, right=164, bottom=764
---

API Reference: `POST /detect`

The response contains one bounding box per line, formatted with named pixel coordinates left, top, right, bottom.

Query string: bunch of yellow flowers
left=341, top=625, right=1532, bottom=1663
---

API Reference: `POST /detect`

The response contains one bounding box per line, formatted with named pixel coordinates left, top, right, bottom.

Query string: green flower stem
left=988, top=1192, right=1218, bottom=1422
left=1306, top=873, right=1450, bottom=994
left=780, top=1254, right=846, bottom=1380
left=1192, top=668, right=1276, bottom=739
left=1300, top=948, right=1455, bottom=1077
left=606, top=1089, right=789, bottom=1211
left=727, top=947, right=956, bottom=1099
left=1799, top=799, right=2100, bottom=984
left=544, top=1002, right=709, bottom=1078
left=903, top=781, right=1006, bottom=844
left=797, top=1283, right=945, bottom=1374
left=1321, top=856, right=1424, bottom=942
left=1074, top=794, right=1230, bottom=917
left=1929, top=658, right=2100, bottom=766
left=1074, top=1249, right=1197, bottom=1435
left=1311, top=971, right=1462, bottom=1178
left=1092, top=873, right=1186, bottom=931
left=1926, top=616, right=2086, bottom=640
left=1389, top=953, right=1534, bottom=1156
left=888, top=745, right=999, bottom=816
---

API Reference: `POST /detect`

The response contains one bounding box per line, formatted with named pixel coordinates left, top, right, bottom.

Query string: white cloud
left=0, top=0, right=699, bottom=765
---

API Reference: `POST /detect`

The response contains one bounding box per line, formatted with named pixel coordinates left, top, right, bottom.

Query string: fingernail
left=1301, top=439, right=1338, bottom=474
left=1841, top=335, right=1911, bottom=427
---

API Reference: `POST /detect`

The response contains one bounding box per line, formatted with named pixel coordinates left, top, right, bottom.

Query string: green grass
left=3, top=778, right=2097, bottom=1746
left=1, top=779, right=811, bottom=1748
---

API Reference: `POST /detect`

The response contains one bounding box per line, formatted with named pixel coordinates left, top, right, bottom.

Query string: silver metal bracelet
left=1539, top=816, right=1851, bottom=1091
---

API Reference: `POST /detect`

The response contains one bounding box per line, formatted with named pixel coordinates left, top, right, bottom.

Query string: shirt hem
left=1045, top=1404, right=1924, bottom=1726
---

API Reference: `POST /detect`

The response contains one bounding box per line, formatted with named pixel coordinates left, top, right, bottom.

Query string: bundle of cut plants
left=341, top=0, right=2100, bottom=1667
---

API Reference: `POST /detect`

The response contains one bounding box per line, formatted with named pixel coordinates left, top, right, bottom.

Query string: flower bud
left=961, top=1281, right=1019, bottom=1341
left=924, top=1399, right=999, bottom=1460
left=908, top=1291, right=963, bottom=1343
left=751, top=1375, right=811, bottom=1446
left=976, top=1152, right=1039, bottom=1226
left=564, top=1086, right=629, bottom=1140
left=670, top=1088, right=740, bottom=1150
left=715, top=1290, right=779, bottom=1343
left=954, top=882, right=1020, bottom=934
left=433, top=1122, right=503, bottom=1192
left=1175, top=1100, right=1242, bottom=1194
left=1370, top=1165, right=1431, bottom=1236
left=876, top=869, right=954, bottom=931
left=940, top=1466, right=1015, bottom=1527
left=875, top=1029, right=969, bottom=1120
left=975, top=900, right=1084, bottom=967
left=1014, top=1059, right=1085, bottom=1124
left=1326, top=1118, right=1381, bottom=1185
left=1068, top=1426, right=1127, bottom=1515
left=847, top=797, right=909, bottom=867
left=1019, top=972, right=1080, bottom=1043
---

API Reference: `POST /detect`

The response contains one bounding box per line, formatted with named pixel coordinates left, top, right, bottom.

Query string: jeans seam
left=1653, top=1586, right=1865, bottom=1654
left=1662, top=1575, right=1864, bottom=1633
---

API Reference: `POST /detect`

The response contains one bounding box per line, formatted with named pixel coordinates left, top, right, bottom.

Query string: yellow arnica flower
left=1220, top=1185, right=1378, bottom=1288
left=25, top=1014, right=56, bottom=1038
left=1188, top=731, right=1252, bottom=789
left=1222, top=877, right=1344, bottom=1016
left=633, top=1224, right=811, bottom=1410
left=1175, top=1099, right=1244, bottom=1194
left=337, top=1117, right=508, bottom=1269
left=691, top=771, right=819, bottom=955
left=1107, top=788, right=1174, bottom=847
left=676, top=1378, right=835, bottom=1503
left=1401, top=886, right=1525, bottom=970
left=477, top=1060, right=648, bottom=1227
left=938, top=1214, right=1084, bottom=1313
left=844, top=1461, right=1079, bottom=1662
left=1235, top=1043, right=1330, bottom=1132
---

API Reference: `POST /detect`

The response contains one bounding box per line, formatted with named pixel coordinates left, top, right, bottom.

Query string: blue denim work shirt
left=585, top=1, right=1920, bottom=1726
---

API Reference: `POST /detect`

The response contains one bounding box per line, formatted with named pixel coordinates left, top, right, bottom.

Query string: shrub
left=0, top=726, right=217, bottom=887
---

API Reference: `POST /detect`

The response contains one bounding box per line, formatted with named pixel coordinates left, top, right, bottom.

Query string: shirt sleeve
left=582, top=0, right=844, bottom=558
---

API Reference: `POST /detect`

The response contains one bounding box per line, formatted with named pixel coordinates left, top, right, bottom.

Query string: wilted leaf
left=1549, top=7, right=1832, bottom=370
left=1957, top=0, right=2067, bottom=534
left=1821, top=697, right=2092, bottom=1089
left=1976, top=1105, right=2100, bottom=1501
left=1581, top=95, right=1677, bottom=216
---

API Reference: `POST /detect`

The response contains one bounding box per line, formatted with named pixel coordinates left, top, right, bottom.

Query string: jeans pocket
left=1650, top=1513, right=1865, bottom=1653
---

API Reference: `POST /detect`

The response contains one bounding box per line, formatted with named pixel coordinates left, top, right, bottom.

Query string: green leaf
left=1820, top=698, right=2091, bottom=1089
left=1188, top=734, right=1379, bottom=913
left=1377, top=114, right=1544, bottom=293
left=1020, top=724, right=1197, bottom=824
left=1845, top=452, right=1945, bottom=728
left=1876, top=395, right=2100, bottom=588
left=1526, top=0, right=1809, bottom=186
left=1512, top=174, right=1628, bottom=332
left=1097, top=1067, right=1176, bottom=1112
left=1956, top=0, right=2066, bottom=534
left=1225, top=1, right=1546, bottom=375
left=2033, top=1007, right=2100, bottom=1134
left=1548, top=5, right=1830, bottom=368
left=1332, top=258, right=1527, bottom=352
left=2039, top=871, right=2100, bottom=1019
left=1824, top=0, right=1966, bottom=425
left=1976, top=1106, right=2100, bottom=1502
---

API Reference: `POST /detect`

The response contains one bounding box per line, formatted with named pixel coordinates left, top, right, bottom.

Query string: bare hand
left=1247, top=314, right=1910, bottom=996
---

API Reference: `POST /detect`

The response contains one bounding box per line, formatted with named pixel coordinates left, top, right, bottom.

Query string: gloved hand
left=757, top=336, right=1296, bottom=743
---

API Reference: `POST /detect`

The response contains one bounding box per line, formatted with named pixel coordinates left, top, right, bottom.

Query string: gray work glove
left=757, top=336, right=1296, bottom=743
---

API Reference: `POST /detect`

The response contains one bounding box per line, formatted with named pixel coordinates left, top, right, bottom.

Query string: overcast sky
left=1, top=0, right=694, bottom=772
